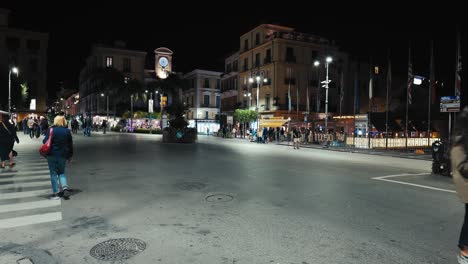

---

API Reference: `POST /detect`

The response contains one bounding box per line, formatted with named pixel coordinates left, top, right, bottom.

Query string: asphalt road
left=0, top=132, right=461, bottom=264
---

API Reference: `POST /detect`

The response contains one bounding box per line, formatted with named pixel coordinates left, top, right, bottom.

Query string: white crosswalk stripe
left=0, top=212, right=62, bottom=229
left=0, top=154, right=63, bottom=229
left=0, top=175, right=49, bottom=183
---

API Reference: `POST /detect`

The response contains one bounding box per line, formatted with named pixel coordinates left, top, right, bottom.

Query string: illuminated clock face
left=159, top=57, right=169, bottom=68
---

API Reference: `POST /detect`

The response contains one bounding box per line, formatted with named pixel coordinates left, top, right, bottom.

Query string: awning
left=260, top=119, right=288, bottom=128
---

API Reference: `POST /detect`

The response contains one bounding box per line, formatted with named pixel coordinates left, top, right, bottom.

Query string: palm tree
left=88, top=67, right=125, bottom=117
left=146, top=73, right=189, bottom=106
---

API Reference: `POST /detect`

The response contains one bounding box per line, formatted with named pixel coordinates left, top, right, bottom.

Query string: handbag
left=39, top=128, right=54, bottom=157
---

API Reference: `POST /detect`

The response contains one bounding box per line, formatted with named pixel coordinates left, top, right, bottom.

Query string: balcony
left=284, top=78, right=296, bottom=85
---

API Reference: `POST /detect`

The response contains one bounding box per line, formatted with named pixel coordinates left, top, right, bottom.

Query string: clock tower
left=154, top=47, right=173, bottom=79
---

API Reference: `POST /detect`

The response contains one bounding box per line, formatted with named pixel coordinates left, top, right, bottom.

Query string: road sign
left=440, top=96, right=460, bottom=112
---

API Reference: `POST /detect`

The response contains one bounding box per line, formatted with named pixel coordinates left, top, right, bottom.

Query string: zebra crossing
left=0, top=146, right=62, bottom=229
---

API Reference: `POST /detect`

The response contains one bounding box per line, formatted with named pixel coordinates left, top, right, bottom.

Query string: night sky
left=2, top=3, right=465, bottom=102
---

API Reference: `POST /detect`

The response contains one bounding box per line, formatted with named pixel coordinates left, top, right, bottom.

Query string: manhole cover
left=89, top=238, right=146, bottom=261
left=205, top=194, right=234, bottom=202
left=175, top=182, right=206, bottom=191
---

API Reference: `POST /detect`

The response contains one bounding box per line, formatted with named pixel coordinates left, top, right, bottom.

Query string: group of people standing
left=21, top=116, right=49, bottom=139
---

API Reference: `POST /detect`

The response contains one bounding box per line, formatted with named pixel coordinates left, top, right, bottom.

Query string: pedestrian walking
left=71, top=118, right=78, bottom=134
left=84, top=115, right=92, bottom=137
left=43, top=115, right=74, bottom=200
left=0, top=113, right=19, bottom=169
left=27, top=117, right=35, bottom=138
left=292, top=127, right=301, bottom=149
left=101, top=120, right=108, bottom=134
left=451, top=107, right=468, bottom=263
left=40, top=116, right=49, bottom=135
left=21, top=117, right=28, bottom=135
left=263, top=127, right=268, bottom=144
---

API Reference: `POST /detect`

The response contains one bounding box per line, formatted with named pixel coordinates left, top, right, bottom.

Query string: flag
left=407, top=46, right=413, bottom=105
left=386, top=55, right=392, bottom=109
left=339, top=69, right=344, bottom=116
left=430, top=41, right=436, bottom=104
left=455, top=31, right=462, bottom=97
left=368, top=74, right=373, bottom=100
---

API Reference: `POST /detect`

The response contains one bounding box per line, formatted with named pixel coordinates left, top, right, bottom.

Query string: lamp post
left=101, top=93, right=109, bottom=121
left=314, top=56, right=332, bottom=144
left=249, top=75, right=268, bottom=132
left=8, top=67, right=19, bottom=115
left=156, top=90, right=162, bottom=129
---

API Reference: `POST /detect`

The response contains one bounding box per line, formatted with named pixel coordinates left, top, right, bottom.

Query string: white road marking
left=0, top=199, right=60, bottom=213
left=372, top=173, right=430, bottom=180
left=0, top=181, right=51, bottom=190
left=0, top=212, right=62, bottom=229
left=0, top=170, right=50, bottom=176
left=0, top=189, right=50, bottom=200
left=372, top=173, right=456, bottom=193
left=0, top=175, right=49, bottom=183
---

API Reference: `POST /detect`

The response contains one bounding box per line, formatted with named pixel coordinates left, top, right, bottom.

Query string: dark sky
left=2, top=3, right=465, bottom=100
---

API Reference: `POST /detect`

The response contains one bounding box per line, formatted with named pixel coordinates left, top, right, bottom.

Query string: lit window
left=106, top=57, right=113, bottom=67
left=374, top=66, right=379, bottom=75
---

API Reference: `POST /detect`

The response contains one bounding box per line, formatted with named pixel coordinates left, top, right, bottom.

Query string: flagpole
left=368, top=57, right=372, bottom=149
left=428, top=41, right=434, bottom=148
left=386, top=50, right=391, bottom=150
left=353, top=61, right=358, bottom=148
left=453, top=29, right=461, bottom=137
left=296, top=72, right=299, bottom=121
left=306, top=71, right=310, bottom=115
left=288, top=67, right=291, bottom=142
left=405, top=42, right=411, bottom=151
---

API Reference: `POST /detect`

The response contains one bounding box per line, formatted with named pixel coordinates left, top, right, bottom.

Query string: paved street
left=0, top=132, right=462, bottom=263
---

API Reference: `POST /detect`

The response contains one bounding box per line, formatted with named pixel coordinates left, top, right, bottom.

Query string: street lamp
left=315, top=56, right=332, bottom=144
left=8, top=67, right=18, bottom=115
left=156, top=90, right=163, bottom=129
left=249, top=75, right=268, bottom=131
left=101, top=93, right=109, bottom=120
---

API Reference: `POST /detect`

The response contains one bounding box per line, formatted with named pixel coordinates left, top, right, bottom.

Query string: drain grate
left=90, top=238, right=146, bottom=261
left=175, top=182, right=206, bottom=191
left=205, top=194, right=234, bottom=202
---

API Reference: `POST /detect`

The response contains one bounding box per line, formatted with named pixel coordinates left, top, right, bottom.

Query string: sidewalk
left=221, top=135, right=432, bottom=161
left=279, top=142, right=432, bottom=160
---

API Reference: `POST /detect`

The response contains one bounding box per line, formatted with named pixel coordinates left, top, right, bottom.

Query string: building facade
left=0, top=9, right=48, bottom=112
left=78, top=42, right=147, bottom=115
left=183, top=69, right=222, bottom=120
left=220, top=52, right=239, bottom=114
left=237, top=24, right=350, bottom=122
